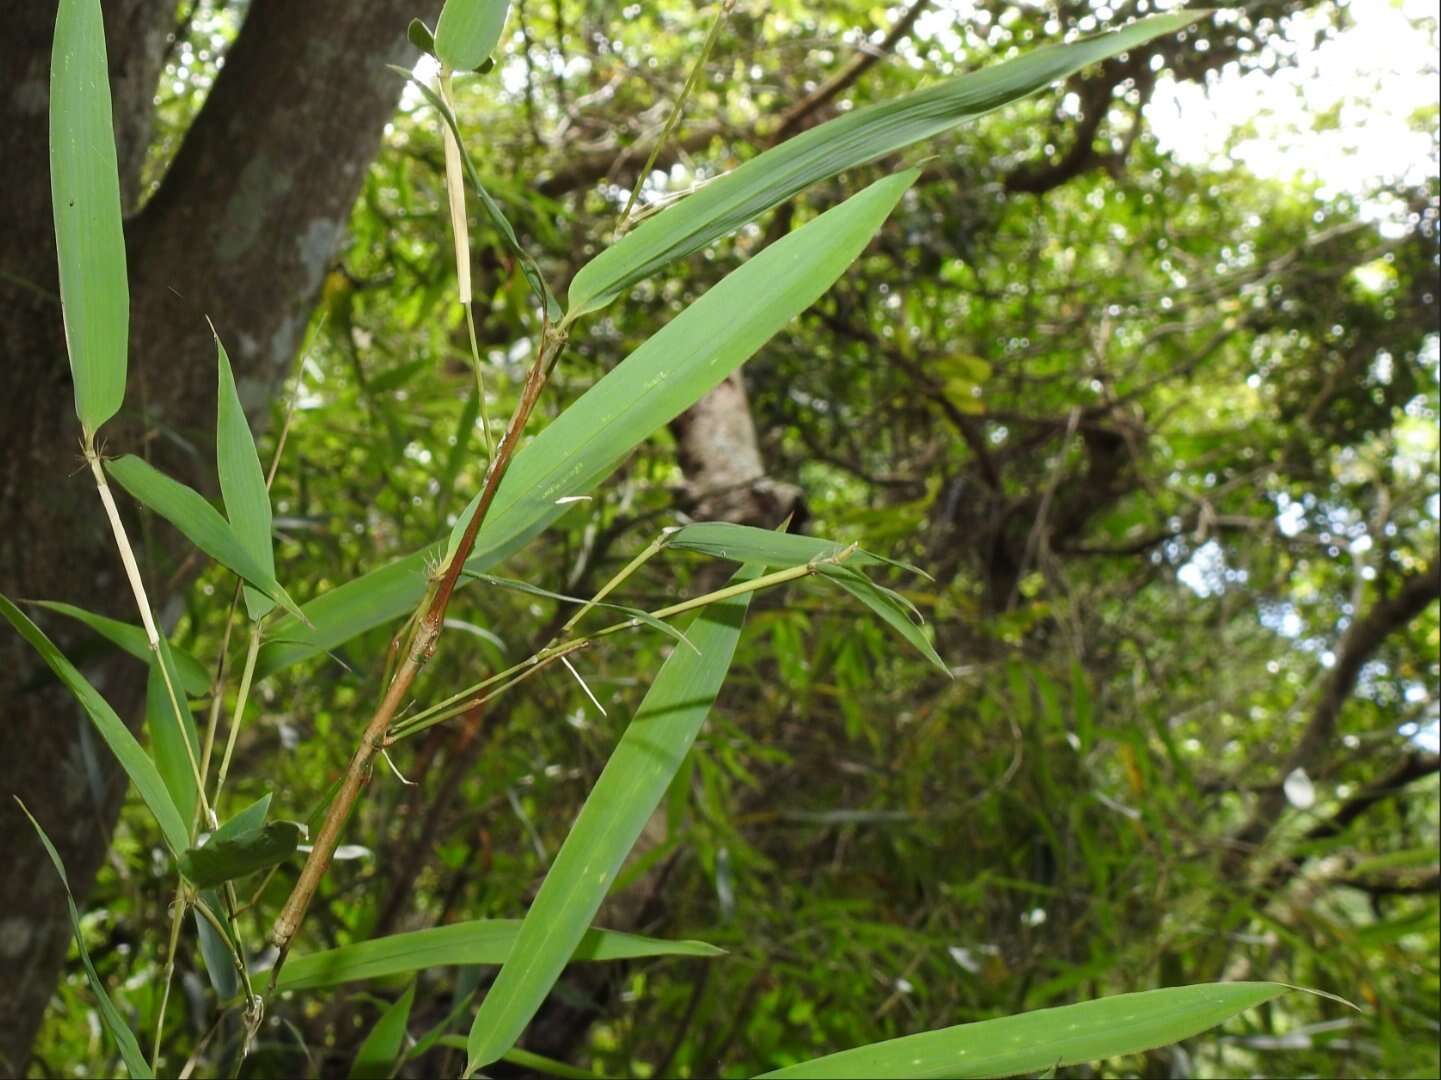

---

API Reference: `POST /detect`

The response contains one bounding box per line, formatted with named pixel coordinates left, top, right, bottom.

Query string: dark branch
left=1224, top=561, right=1441, bottom=875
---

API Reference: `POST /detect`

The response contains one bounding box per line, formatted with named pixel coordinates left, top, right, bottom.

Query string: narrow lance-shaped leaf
left=179, top=820, right=300, bottom=889
left=466, top=565, right=761, bottom=1072
left=194, top=889, right=242, bottom=1001
left=145, top=650, right=200, bottom=827
left=756, top=982, right=1292, bottom=1079
left=667, top=522, right=892, bottom=572
left=350, top=983, right=416, bottom=1080
left=16, top=801, right=153, bottom=1079
left=434, top=0, right=511, bottom=72
left=666, top=523, right=947, bottom=673
left=2, top=594, right=189, bottom=857
left=257, top=170, right=916, bottom=676
left=565, top=10, right=1205, bottom=320
left=408, top=18, right=437, bottom=58
left=51, top=0, right=129, bottom=441
left=214, top=791, right=273, bottom=843
left=215, top=333, right=276, bottom=621
left=105, top=455, right=306, bottom=623
left=445, top=169, right=919, bottom=563
left=819, top=564, right=948, bottom=675
left=275, top=920, right=723, bottom=992
left=192, top=795, right=272, bottom=1000
left=31, top=599, right=210, bottom=695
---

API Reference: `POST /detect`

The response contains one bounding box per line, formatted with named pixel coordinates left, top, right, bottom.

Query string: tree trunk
left=0, top=0, right=438, bottom=1067
left=672, top=372, right=803, bottom=528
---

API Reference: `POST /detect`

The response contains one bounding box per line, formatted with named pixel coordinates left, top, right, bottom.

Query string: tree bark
left=672, top=372, right=803, bottom=527
left=0, top=0, right=438, bottom=1067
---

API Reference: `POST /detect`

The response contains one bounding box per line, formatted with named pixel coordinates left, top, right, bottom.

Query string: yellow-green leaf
left=105, top=455, right=305, bottom=623
left=466, top=566, right=759, bottom=1072
left=434, top=0, right=510, bottom=72
left=757, top=983, right=1291, bottom=1078
left=274, top=920, right=723, bottom=992
left=350, top=983, right=416, bottom=1080
left=51, top=0, right=129, bottom=441
left=2, top=594, right=188, bottom=858
left=31, top=599, right=210, bottom=696
left=565, top=11, right=1204, bottom=320
left=16, top=801, right=153, bottom=1079
left=215, top=333, right=276, bottom=621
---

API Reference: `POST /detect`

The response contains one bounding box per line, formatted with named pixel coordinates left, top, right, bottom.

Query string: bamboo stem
left=269, top=330, right=565, bottom=966
left=269, top=651, right=420, bottom=962
left=269, top=75, right=575, bottom=964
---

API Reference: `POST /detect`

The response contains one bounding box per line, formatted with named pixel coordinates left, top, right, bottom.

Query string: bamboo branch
left=269, top=326, right=566, bottom=967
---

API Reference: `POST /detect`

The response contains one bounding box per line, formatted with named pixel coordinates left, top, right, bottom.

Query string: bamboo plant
left=3, top=0, right=1314, bottom=1076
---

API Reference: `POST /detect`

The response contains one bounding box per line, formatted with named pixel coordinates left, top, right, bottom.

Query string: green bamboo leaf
left=193, top=798, right=272, bottom=1000
left=104, top=455, right=306, bottom=623
left=194, top=888, right=242, bottom=1001
left=31, top=600, right=210, bottom=695
left=16, top=800, right=153, bottom=1079
left=756, top=982, right=1291, bottom=1079
left=565, top=10, right=1204, bottom=320
left=179, top=820, right=300, bottom=888
left=407, top=991, right=477, bottom=1062
left=351, top=982, right=416, bottom=1080
left=50, top=0, right=129, bottom=442
left=434, top=0, right=511, bottom=72
left=2, top=594, right=189, bottom=857
left=274, top=920, right=723, bottom=992
left=466, top=565, right=760, bottom=1072
left=215, top=334, right=276, bottom=621
left=668, top=521, right=930, bottom=578
left=408, top=18, right=437, bottom=58
left=213, top=792, right=273, bottom=844
left=819, top=564, right=948, bottom=675
left=445, top=169, right=918, bottom=561
left=145, top=650, right=200, bottom=827
left=258, top=170, right=915, bottom=676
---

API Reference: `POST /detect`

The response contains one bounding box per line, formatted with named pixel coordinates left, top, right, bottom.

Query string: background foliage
left=14, top=0, right=1439, bottom=1077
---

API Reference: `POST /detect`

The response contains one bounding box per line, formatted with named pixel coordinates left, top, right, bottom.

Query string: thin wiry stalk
left=619, top=0, right=736, bottom=226
left=195, top=580, right=242, bottom=796
left=213, top=621, right=263, bottom=809
left=387, top=552, right=853, bottom=742
left=88, top=453, right=213, bottom=827
left=150, top=894, right=187, bottom=1072
left=558, top=531, right=671, bottom=636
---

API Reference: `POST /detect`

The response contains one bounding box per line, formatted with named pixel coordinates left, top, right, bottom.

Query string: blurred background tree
left=1, top=0, right=1436, bottom=1076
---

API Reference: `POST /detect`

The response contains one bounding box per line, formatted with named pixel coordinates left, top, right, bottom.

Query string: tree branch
left=1224, top=561, right=1441, bottom=875
left=769, top=0, right=931, bottom=143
